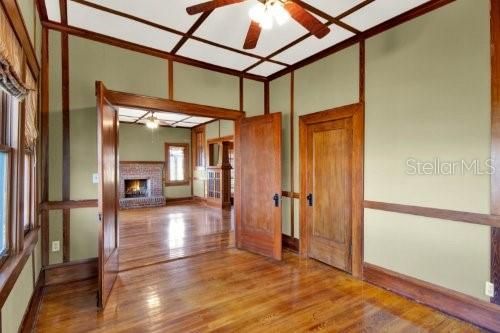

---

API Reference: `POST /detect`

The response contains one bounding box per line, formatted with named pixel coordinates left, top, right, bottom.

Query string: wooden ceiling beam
left=42, top=20, right=268, bottom=82
left=289, top=0, right=360, bottom=34
left=171, top=11, right=212, bottom=54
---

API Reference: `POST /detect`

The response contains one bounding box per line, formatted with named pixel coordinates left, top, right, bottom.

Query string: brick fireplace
left=119, top=162, right=165, bottom=209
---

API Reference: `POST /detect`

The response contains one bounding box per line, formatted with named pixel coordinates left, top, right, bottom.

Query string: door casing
left=299, top=103, right=364, bottom=278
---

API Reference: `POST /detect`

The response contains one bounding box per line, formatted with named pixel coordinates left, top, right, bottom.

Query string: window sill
left=0, top=227, right=39, bottom=309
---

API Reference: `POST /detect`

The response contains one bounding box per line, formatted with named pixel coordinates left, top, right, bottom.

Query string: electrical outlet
left=485, top=282, right=495, bottom=297
left=52, top=241, right=60, bottom=252
left=92, top=173, right=99, bottom=184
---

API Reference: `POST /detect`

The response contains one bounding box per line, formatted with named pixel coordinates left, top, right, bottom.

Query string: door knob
left=306, top=193, right=313, bottom=207
left=273, top=193, right=280, bottom=207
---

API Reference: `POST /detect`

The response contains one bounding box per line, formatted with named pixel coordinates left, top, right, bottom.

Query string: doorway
left=299, top=103, right=364, bottom=277
left=96, top=82, right=283, bottom=309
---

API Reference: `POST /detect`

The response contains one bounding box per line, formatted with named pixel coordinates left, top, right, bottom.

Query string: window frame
left=165, top=143, right=190, bottom=186
left=0, top=144, right=12, bottom=266
left=22, top=150, right=35, bottom=234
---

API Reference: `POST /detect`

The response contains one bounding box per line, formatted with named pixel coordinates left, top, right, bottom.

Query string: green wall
left=119, top=123, right=192, bottom=198
left=364, top=0, right=491, bottom=301
left=269, top=0, right=491, bottom=302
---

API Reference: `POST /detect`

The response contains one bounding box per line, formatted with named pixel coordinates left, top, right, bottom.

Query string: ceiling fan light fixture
left=270, top=1, right=290, bottom=25
left=146, top=113, right=159, bottom=129
left=249, top=2, right=273, bottom=29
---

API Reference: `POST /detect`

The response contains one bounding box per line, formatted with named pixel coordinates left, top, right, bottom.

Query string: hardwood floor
left=119, top=202, right=234, bottom=271
left=34, top=249, right=481, bottom=332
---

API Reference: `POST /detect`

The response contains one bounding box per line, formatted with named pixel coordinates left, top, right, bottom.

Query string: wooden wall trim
left=363, top=263, right=500, bottom=332
left=44, top=257, right=98, bottom=286
left=239, top=76, right=243, bottom=112
left=491, top=0, right=500, bottom=305
left=61, top=28, right=70, bottom=263
left=40, top=199, right=98, bottom=210
left=40, top=27, right=49, bottom=267
left=264, top=81, right=270, bottom=114
left=42, top=21, right=268, bottom=82
left=168, top=60, right=173, bottom=100
left=290, top=71, right=295, bottom=238
left=1, top=0, right=40, bottom=78
left=106, top=89, right=245, bottom=120
left=364, top=200, right=500, bottom=228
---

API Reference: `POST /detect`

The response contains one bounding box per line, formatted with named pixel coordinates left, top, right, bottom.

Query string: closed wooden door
left=96, top=82, right=119, bottom=309
left=306, top=118, right=352, bottom=272
left=236, top=113, right=282, bottom=260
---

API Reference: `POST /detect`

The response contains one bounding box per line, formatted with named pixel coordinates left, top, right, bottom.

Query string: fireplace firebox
left=125, top=179, right=149, bottom=198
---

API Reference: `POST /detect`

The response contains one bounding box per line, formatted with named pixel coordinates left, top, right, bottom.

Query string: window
left=165, top=143, right=189, bottom=186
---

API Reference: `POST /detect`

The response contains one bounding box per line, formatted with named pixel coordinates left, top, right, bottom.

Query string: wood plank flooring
left=119, top=203, right=234, bottom=271
left=34, top=248, right=481, bottom=332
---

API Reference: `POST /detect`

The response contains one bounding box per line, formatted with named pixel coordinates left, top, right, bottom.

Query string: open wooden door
left=96, top=81, right=119, bottom=309
left=235, top=113, right=282, bottom=260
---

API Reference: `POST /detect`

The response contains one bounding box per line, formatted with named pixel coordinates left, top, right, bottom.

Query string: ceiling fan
left=186, top=0, right=330, bottom=50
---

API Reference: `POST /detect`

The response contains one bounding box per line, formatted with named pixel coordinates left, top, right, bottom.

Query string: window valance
left=0, top=5, right=27, bottom=98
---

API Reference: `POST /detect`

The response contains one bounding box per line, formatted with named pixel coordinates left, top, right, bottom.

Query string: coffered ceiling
left=119, top=107, right=214, bottom=128
left=43, top=0, right=432, bottom=78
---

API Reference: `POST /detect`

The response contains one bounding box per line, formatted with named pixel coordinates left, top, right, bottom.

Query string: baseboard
left=192, top=196, right=207, bottom=203
left=363, top=263, right=500, bottom=332
left=20, top=271, right=45, bottom=333
left=282, top=235, right=299, bottom=253
left=44, top=257, right=98, bottom=286
left=165, top=196, right=194, bottom=203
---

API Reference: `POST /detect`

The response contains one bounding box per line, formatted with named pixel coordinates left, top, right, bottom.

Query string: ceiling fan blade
left=186, top=0, right=245, bottom=15
left=283, top=2, right=330, bottom=38
left=243, top=21, right=262, bottom=49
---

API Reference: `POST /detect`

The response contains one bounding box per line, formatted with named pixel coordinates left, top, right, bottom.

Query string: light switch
left=93, top=173, right=99, bottom=184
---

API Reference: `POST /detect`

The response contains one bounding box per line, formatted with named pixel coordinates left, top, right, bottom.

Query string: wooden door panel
left=307, top=118, right=352, bottom=272
left=237, top=113, right=282, bottom=260
left=97, top=82, right=119, bottom=309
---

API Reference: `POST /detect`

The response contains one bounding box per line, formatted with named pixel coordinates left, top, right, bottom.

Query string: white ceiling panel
left=68, top=1, right=182, bottom=52
left=342, top=0, right=431, bottom=31
left=177, top=39, right=257, bottom=71
left=303, top=0, right=366, bottom=18
left=119, top=116, right=136, bottom=122
left=155, top=112, right=190, bottom=122
left=175, top=122, right=198, bottom=128
left=118, top=107, right=148, bottom=118
left=194, top=0, right=317, bottom=57
left=188, top=116, right=214, bottom=124
left=46, top=0, right=61, bottom=22
left=247, top=62, right=286, bottom=77
left=84, top=0, right=201, bottom=32
left=272, top=26, right=354, bottom=64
